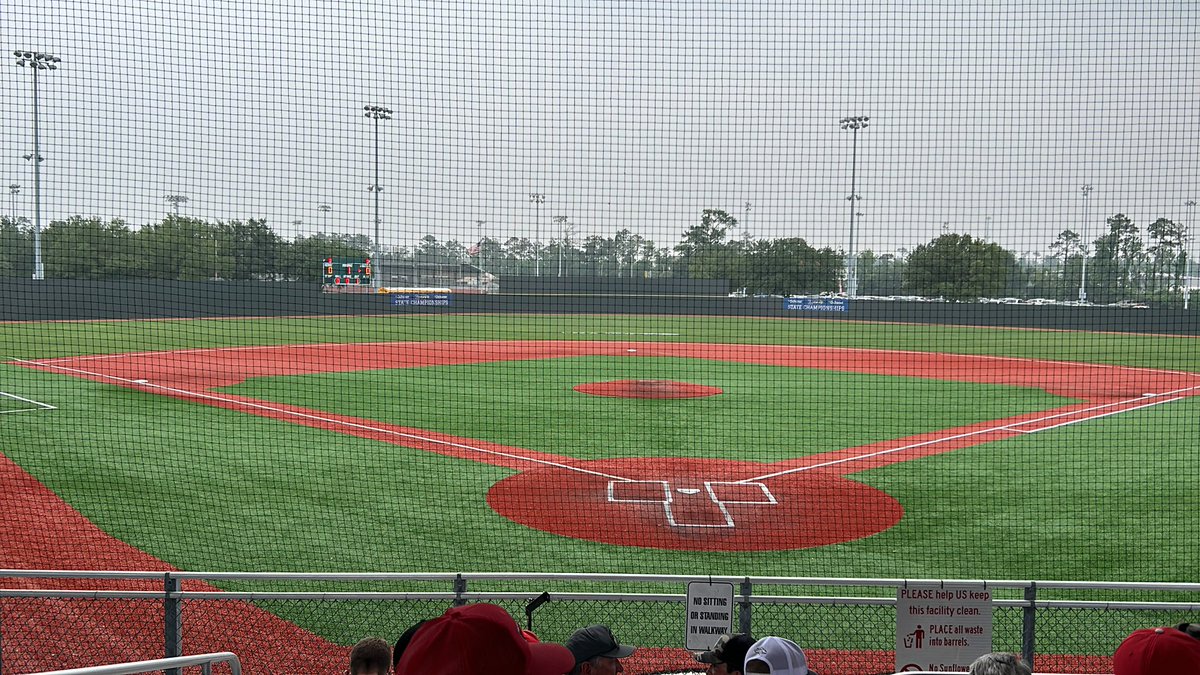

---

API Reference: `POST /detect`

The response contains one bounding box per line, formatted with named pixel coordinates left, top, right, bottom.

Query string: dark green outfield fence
left=2, top=280, right=1198, bottom=335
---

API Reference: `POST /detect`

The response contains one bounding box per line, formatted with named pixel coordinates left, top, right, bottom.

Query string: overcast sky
left=3, top=1, right=1197, bottom=256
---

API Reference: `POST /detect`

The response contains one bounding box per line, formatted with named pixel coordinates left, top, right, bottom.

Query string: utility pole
left=839, top=116, right=870, bottom=298
left=1078, top=185, right=1094, bottom=303
left=528, top=192, right=545, bottom=276
left=364, top=105, right=392, bottom=288
left=15, top=50, right=60, bottom=279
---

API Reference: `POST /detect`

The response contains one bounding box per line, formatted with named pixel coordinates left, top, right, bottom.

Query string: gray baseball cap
left=565, top=625, right=637, bottom=663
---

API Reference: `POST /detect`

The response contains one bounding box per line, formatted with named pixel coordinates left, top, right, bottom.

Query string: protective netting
left=1, top=3, right=1198, bottom=670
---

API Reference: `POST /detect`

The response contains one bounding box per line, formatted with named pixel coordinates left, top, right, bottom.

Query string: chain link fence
left=3, top=573, right=1200, bottom=675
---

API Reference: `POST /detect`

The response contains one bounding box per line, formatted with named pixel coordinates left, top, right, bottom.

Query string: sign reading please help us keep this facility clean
left=895, top=584, right=993, bottom=672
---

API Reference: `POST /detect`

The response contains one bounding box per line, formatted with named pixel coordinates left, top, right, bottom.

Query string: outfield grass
left=1, top=314, right=1196, bottom=588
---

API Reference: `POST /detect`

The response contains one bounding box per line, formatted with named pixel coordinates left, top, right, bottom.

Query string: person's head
left=695, top=633, right=756, bottom=675
left=565, top=624, right=636, bottom=675
left=1113, top=626, right=1200, bottom=675
left=391, top=619, right=430, bottom=670
left=348, top=636, right=391, bottom=675
left=743, top=636, right=809, bottom=675
left=968, top=652, right=1032, bottom=675
left=395, top=603, right=574, bottom=675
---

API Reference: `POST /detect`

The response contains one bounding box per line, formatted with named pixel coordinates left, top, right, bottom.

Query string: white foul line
left=13, top=358, right=633, bottom=483
left=742, top=387, right=1199, bottom=483
left=0, top=391, right=57, bottom=413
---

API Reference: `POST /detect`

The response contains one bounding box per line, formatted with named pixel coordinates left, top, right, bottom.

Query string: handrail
left=22, top=651, right=241, bottom=675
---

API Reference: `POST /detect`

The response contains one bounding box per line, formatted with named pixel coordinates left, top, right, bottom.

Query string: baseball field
left=1, top=312, right=1198, bottom=672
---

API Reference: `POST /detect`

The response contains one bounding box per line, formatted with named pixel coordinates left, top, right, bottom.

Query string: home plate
left=677, top=488, right=700, bottom=495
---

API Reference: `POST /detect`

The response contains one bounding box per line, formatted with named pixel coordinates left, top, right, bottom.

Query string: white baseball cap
left=744, top=636, right=809, bottom=675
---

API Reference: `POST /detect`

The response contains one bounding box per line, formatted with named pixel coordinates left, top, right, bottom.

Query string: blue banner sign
left=784, top=297, right=849, bottom=312
left=392, top=293, right=452, bottom=307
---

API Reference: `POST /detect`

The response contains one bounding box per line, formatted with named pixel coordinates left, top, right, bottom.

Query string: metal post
left=164, top=573, right=182, bottom=675
left=453, top=573, right=468, bottom=607
left=32, top=66, right=43, bottom=280
left=8, top=184, right=19, bottom=223
left=364, top=106, right=392, bottom=289
left=553, top=215, right=568, bottom=277
left=738, top=578, right=753, bottom=635
left=15, top=51, right=59, bottom=279
left=1186, top=200, right=1197, bottom=308
left=840, top=116, right=869, bottom=299
left=476, top=219, right=485, bottom=288
left=529, top=193, right=545, bottom=277
left=1022, top=582, right=1038, bottom=669
left=373, top=117, right=380, bottom=287
left=848, top=131, right=857, bottom=297
left=1078, top=185, right=1094, bottom=302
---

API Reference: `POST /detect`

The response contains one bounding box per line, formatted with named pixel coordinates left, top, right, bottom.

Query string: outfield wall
left=4, top=280, right=1198, bottom=335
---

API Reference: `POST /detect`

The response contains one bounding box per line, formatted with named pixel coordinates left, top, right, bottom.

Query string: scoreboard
left=322, top=257, right=373, bottom=286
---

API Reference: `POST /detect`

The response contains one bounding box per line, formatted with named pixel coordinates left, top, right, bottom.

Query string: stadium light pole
left=553, top=215, right=568, bottom=277
left=1186, top=200, right=1197, bottom=279
left=8, top=184, right=19, bottom=223
left=839, top=115, right=869, bottom=298
left=15, top=50, right=59, bottom=280
left=529, top=192, right=545, bottom=276
left=1078, top=184, right=1094, bottom=303
left=364, top=105, right=392, bottom=289
left=166, top=194, right=189, bottom=215
left=317, top=204, right=331, bottom=233
left=743, top=201, right=752, bottom=241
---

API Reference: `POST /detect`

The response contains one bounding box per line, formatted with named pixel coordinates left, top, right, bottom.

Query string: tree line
left=1, top=209, right=1190, bottom=304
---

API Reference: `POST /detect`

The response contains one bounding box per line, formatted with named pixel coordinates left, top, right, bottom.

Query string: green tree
left=224, top=219, right=283, bottom=280
left=134, top=215, right=220, bottom=280
left=1090, top=214, right=1144, bottom=302
left=1145, top=217, right=1185, bottom=298
left=737, top=237, right=840, bottom=295
left=41, top=216, right=137, bottom=279
left=903, top=233, right=1017, bottom=301
left=276, top=233, right=373, bottom=281
left=0, top=217, right=30, bottom=277
left=1049, top=229, right=1084, bottom=299
left=858, top=250, right=905, bottom=296
left=675, top=209, right=736, bottom=279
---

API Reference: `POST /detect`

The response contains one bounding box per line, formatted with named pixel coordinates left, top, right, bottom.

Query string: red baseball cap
left=397, top=603, right=574, bottom=675
left=1113, top=627, right=1200, bottom=675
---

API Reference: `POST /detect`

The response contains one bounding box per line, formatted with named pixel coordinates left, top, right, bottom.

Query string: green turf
left=217, top=356, right=1072, bottom=461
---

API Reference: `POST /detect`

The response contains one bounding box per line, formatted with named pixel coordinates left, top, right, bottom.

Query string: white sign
left=895, top=584, right=993, bottom=672
left=685, top=581, right=735, bottom=650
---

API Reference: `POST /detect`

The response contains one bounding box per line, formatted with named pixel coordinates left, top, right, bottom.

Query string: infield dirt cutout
left=18, top=340, right=1200, bottom=554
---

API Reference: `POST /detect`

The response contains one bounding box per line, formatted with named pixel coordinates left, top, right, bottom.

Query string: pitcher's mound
left=574, top=379, right=723, bottom=399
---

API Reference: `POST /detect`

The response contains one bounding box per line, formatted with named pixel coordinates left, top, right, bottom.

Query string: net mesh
left=1, top=2, right=1198, bottom=672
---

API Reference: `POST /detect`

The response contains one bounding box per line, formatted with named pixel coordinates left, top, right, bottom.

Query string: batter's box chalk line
left=0, top=391, right=57, bottom=414
left=607, top=479, right=776, bottom=528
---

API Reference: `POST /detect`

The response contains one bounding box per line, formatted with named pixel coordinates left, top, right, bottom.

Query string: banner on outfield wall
left=391, top=293, right=453, bottom=307
left=685, top=581, right=735, bottom=650
left=783, top=297, right=849, bottom=312
left=895, top=584, right=993, bottom=672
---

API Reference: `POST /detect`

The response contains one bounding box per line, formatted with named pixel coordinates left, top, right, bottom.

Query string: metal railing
left=24, top=652, right=240, bottom=675
left=2, top=571, right=1198, bottom=675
